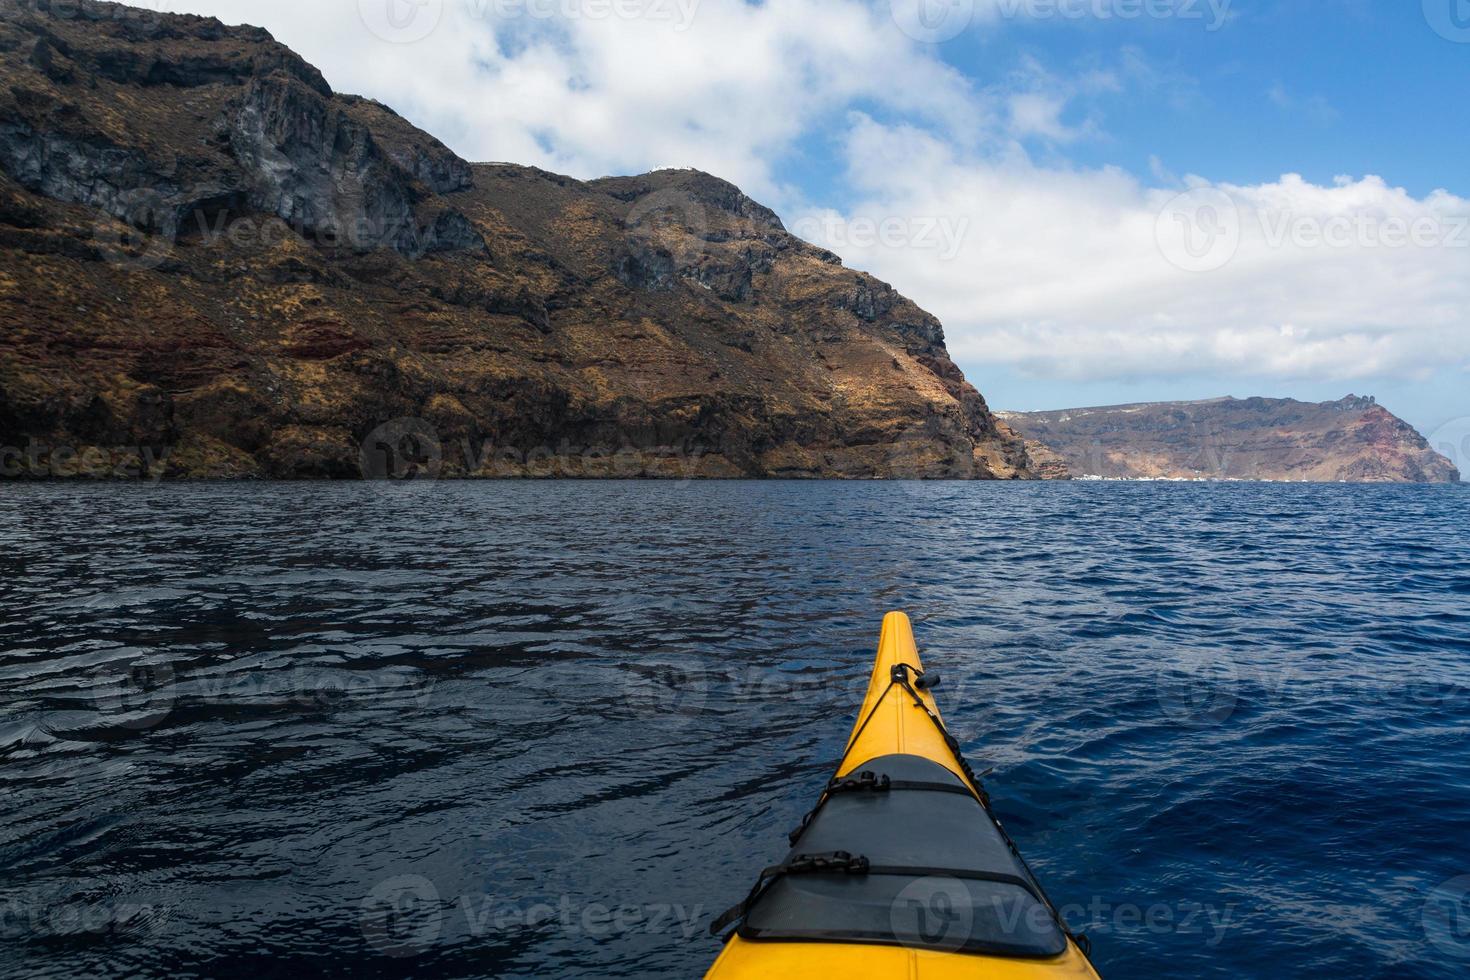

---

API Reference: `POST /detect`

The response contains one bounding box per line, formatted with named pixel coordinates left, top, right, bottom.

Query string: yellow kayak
left=706, top=612, right=1101, bottom=979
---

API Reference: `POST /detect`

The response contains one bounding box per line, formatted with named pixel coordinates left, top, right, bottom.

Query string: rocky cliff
left=998, top=396, right=1459, bottom=483
left=0, top=0, right=1037, bottom=480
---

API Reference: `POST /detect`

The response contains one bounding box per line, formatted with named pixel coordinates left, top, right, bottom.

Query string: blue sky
left=129, top=1, right=1469, bottom=461
left=947, top=2, right=1468, bottom=196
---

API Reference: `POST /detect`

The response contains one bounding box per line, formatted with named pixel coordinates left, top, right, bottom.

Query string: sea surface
left=2, top=481, right=1469, bottom=979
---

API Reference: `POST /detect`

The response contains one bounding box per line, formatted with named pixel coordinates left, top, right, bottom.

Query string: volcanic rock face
left=0, top=0, right=1037, bottom=479
left=998, top=396, right=1459, bottom=483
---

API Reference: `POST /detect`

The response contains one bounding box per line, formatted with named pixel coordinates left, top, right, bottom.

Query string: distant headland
left=998, top=396, right=1460, bottom=484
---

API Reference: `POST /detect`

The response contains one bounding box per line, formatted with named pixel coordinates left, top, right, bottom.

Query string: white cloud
left=1007, top=91, right=1071, bottom=141
left=800, top=118, right=1470, bottom=382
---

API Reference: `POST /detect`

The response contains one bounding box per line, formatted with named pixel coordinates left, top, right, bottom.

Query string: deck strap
left=708, top=851, right=1045, bottom=937
left=825, top=772, right=978, bottom=798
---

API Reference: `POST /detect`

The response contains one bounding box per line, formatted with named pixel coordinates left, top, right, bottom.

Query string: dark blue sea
left=2, top=481, right=1468, bottom=979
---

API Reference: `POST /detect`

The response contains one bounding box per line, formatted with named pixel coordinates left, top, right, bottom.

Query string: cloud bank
left=805, top=116, right=1470, bottom=383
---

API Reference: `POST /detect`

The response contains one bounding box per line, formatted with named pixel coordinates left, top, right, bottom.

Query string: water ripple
left=1, top=481, right=1468, bottom=978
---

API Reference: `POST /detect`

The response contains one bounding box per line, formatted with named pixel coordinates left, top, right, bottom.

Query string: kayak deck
left=706, top=612, right=1100, bottom=978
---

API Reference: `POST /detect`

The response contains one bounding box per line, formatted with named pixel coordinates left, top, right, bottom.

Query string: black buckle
left=891, top=663, right=936, bottom=703
left=787, top=851, right=870, bottom=875
left=827, top=770, right=892, bottom=794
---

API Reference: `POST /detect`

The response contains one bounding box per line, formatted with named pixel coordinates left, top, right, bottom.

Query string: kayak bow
left=706, top=611, right=1100, bottom=978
